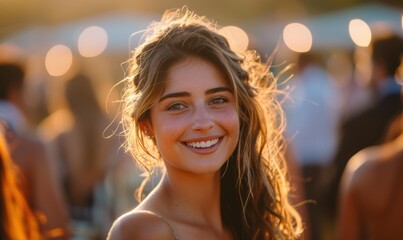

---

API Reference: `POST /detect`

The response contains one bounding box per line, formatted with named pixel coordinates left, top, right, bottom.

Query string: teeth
left=186, top=138, right=219, bottom=149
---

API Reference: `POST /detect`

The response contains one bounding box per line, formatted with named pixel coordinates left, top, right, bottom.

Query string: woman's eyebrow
left=159, top=92, right=190, bottom=102
left=205, top=87, right=233, bottom=95
left=159, top=87, right=232, bottom=102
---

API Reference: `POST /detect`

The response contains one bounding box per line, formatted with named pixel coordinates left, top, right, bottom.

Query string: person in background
left=0, top=62, right=70, bottom=239
left=108, top=7, right=303, bottom=240
left=338, top=111, right=403, bottom=239
left=284, top=52, right=342, bottom=240
left=325, top=33, right=403, bottom=222
left=40, top=73, right=139, bottom=239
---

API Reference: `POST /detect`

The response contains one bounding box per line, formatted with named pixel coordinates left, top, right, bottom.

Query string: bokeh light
left=349, top=19, right=372, bottom=47
left=219, top=26, right=249, bottom=53
left=45, top=44, right=73, bottom=76
left=78, top=26, right=108, bottom=57
left=283, top=23, right=312, bottom=53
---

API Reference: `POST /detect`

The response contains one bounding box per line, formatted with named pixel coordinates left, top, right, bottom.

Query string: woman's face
left=147, top=57, right=240, bottom=176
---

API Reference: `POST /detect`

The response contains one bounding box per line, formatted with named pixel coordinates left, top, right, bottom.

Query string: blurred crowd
left=283, top=33, right=403, bottom=240
left=0, top=48, right=162, bottom=239
left=0, top=28, right=402, bottom=239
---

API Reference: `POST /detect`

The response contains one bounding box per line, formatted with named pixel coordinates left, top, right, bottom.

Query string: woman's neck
left=161, top=171, right=223, bottom=227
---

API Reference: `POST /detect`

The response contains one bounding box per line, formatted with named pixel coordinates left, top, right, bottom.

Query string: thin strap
left=141, top=210, right=179, bottom=240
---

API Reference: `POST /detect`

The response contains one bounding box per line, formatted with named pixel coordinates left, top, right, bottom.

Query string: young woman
left=108, top=8, right=303, bottom=240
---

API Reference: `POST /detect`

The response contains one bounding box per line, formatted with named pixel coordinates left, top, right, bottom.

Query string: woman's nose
left=191, top=105, right=213, bottom=132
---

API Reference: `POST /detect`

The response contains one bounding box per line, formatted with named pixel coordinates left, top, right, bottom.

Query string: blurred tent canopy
left=249, top=3, right=403, bottom=52
left=1, top=0, right=402, bottom=40
left=1, top=2, right=402, bottom=57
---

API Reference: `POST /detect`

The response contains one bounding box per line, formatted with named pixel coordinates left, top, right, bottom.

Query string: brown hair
left=121, top=7, right=302, bottom=239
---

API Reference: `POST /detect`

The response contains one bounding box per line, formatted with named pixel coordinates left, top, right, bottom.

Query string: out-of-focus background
left=0, top=0, right=401, bottom=123
left=1, top=0, right=402, bottom=123
left=0, top=1, right=402, bottom=239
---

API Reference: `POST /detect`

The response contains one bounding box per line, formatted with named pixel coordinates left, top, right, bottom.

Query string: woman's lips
left=185, top=138, right=220, bottom=148
left=182, top=137, right=223, bottom=154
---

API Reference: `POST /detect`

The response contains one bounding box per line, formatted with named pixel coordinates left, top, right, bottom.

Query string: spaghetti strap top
left=143, top=210, right=179, bottom=240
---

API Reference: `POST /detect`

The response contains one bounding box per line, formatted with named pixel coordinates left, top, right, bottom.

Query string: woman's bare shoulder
left=107, top=210, right=176, bottom=240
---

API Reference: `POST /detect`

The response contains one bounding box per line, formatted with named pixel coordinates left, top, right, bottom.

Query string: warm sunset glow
left=45, top=45, right=73, bottom=77
left=283, top=23, right=312, bottom=53
left=349, top=19, right=372, bottom=47
left=219, top=26, right=249, bottom=53
left=78, top=26, right=108, bottom=57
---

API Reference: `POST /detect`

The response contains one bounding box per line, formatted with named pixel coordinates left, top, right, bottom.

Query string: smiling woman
left=147, top=57, right=240, bottom=175
left=107, top=7, right=303, bottom=240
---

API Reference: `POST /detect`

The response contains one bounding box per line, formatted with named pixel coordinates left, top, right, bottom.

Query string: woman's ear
left=139, top=120, right=154, bottom=138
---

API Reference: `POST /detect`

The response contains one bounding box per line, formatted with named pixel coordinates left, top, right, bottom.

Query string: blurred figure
left=326, top=49, right=373, bottom=122
left=41, top=73, right=138, bottom=239
left=325, top=34, right=403, bottom=221
left=338, top=112, right=403, bottom=239
left=285, top=147, right=311, bottom=240
left=0, top=62, right=70, bottom=239
left=94, top=158, right=163, bottom=238
left=0, top=123, right=41, bottom=240
left=284, top=52, right=342, bottom=240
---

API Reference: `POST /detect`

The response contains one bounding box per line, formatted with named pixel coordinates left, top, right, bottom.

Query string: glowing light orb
left=219, top=26, right=249, bottom=53
left=349, top=19, right=372, bottom=47
left=45, top=45, right=73, bottom=77
left=78, top=26, right=108, bottom=57
left=283, top=23, right=312, bottom=53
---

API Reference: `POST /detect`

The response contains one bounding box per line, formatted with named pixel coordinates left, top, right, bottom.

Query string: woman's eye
left=210, top=96, right=228, bottom=105
left=167, top=103, right=186, bottom=111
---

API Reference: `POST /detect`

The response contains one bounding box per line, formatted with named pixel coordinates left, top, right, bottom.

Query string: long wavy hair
left=121, top=7, right=302, bottom=239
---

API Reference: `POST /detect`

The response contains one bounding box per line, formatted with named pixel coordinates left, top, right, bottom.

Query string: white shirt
left=284, top=64, right=342, bottom=165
